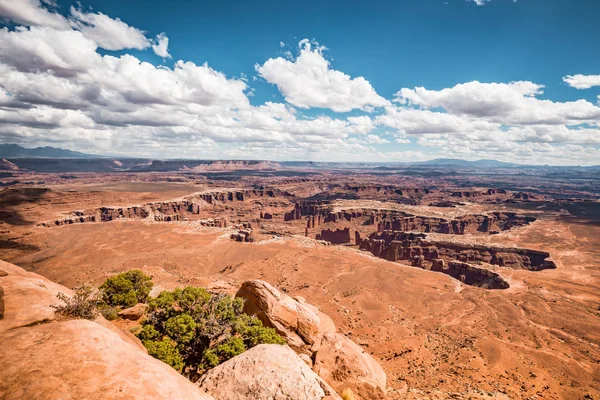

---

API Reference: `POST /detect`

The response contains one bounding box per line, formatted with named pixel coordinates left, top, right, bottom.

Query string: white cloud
left=0, top=0, right=598, bottom=165
left=256, top=39, right=389, bottom=112
left=0, top=26, right=101, bottom=76
left=69, top=7, right=150, bottom=51
left=0, top=0, right=69, bottom=29
left=395, top=81, right=600, bottom=125
left=152, top=32, right=171, bottom=58
left=563, top=74, right=600, bottom=90
left=0, top=25, right=384, bottom=158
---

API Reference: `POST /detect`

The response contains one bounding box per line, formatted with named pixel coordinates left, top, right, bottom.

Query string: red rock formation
left=230, top=229, right=254, bottom=242
left=360, top=231, right=555, bottom=272
left=199, top=188, right=291, bottom=205
left=371, top=211, right=535, bottom=235
left=513, top=192, right=537, bottom=200
left=316, top=228, right=352, bottom=244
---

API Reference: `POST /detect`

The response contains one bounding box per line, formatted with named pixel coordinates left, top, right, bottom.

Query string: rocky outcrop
left=360, top=231, right=555, bottom=271
left=316, top=228, right=352, bottom=244
left=284, top=203, right=303, bottom=221
left=359, top=231, right=554, bottom=286
left=0, top=260, right=214, bottom=400
left=260, top=211, right=273, bottom=219
left=118, top=303, right=149, bottom=320
left=236, top=280, right=336, bottom=355
left=429, top=260, right=509, bottom=289
left=37, top=188, right=290, bottom=228
left=513, top=192, right=537, bottom=200
left=38, top=200, right=204, bottom=227
left=230, top=229, right=254, bottom=242
left=371, top=211, right=535, bottom=235
left=236, top=280, right=387, bottom=399
left=314, top=333, right=387, bottom=400
left=198, top=188, right=290, bottom=205
left=197, top=344, right=342, bottom=400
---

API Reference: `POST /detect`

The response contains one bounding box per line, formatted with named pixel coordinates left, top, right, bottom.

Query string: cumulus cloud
left=0, top=26, right=101, bottom=76
left=563, top=74, right=600, bottom=90
left=152, top=32, right=171, bottom=58
left=395, top=81, right=600, bottom=125
left=0, top=0, right=69, bottom=29
left=256, top=39, right=388, bottom=112
left=0, top=0, right=598, bottom=164
left=69, top=7, right=150, bottom=51
left=0, top=22, right=382, bottom=159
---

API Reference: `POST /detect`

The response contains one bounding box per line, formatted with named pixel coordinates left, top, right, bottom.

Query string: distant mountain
left=418, top=158, right=519, bottom=168
left=0, top=144, right=96, bottom=158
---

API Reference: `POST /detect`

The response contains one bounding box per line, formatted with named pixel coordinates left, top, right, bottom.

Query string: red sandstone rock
left=236, top=280, right=386, bottom=399
left=117, top=303, right=148, bottom=320
left=196, top=344, right=341, bottom=400
left=314, top=332, right=387, bottom=400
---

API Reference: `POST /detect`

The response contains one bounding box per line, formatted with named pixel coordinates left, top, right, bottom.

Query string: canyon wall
left=38, top=188, right=289, bottom=227
left=360, top=231, right=555, bottom=271
left=371, top=211, right=535, bottom=234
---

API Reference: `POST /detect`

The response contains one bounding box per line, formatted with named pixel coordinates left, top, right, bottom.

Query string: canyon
left=0, top=164, right=599, bottom=399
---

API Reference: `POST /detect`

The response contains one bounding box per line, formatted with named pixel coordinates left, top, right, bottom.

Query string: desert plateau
left=1, top=158, right=599, bottom=399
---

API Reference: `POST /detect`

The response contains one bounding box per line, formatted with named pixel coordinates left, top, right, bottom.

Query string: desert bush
left=137, top=286, right=285, bottom=380
left=99, top=305, right=119, bottom=321
left=53, top=285, right=99, bottom=320
left=100, top=270, right=153, bottom=307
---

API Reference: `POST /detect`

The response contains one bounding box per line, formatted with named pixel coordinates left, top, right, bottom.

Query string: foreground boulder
left=236, top=280, right=387, bottom=399
left=314, top=333, right=387, bottom=400
left=118, top=302, right=148, bottom=320
left=0, top=260, right=214, bottom=400
left=236, top=280, right=336, bottom=356
left=197, top=344, right=341, bottom=400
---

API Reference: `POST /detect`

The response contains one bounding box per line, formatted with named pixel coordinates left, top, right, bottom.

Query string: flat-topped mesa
left=37, top=187, right=289, bottom=227
left=345, top=185, right=430, bottom=197
left=370, top=211, right=535, bottom=234
left=360, top=230, right=556, bottom=272
left=451, top=188, right=507, bottom=198
left=284, top=201, right=325, bottom=221
left=39, top=200, right=222, bottom=228
left=429, top=259, right=509, bottom=290
left=198, top=188, right=291, bottom=205
left=316, top=228, right=352, bottom=244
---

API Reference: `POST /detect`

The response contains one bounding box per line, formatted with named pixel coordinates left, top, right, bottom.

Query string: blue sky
left=1, top=0, right=600, bottom=164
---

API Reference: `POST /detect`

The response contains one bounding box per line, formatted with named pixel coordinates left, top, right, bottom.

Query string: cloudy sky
left=0, top=0, right=599, bottom=165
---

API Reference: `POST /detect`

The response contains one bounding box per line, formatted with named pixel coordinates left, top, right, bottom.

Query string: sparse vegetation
left=99, top=305, right=119, bottom=320
left=53, top=285, right=99, bottom=320
left=100, top=270, right=153, bottom=307
left=137, top=286, right=285, bottom=380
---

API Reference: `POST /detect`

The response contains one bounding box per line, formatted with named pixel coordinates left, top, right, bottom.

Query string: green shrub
left=53, top=286, right=99, bottom=320
left=99, top=305, right=119, bottom=321
left=144, top=337, right=185, bottom=371
left=100, top=270, right=153, bottom=307
left=137, top=286, right=285, bottom=381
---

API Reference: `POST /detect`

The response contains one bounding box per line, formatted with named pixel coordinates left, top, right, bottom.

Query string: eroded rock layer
left=360, top=231, right=555, bottom=271
left=38, top=188, right=290, bottom=227
left=285, top=202, right=535, bottom=235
